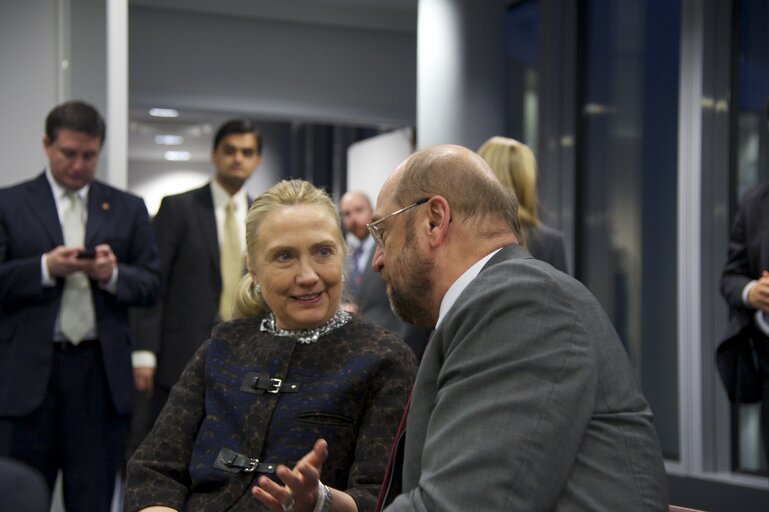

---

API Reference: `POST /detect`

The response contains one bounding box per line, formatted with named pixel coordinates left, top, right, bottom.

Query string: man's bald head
left=387, top=144, right=521, bottom=239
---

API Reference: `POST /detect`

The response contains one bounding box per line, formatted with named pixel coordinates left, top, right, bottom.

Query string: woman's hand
left=253, top=439, right=359, bottom=512
left=252, top=439, right=328, bottom=511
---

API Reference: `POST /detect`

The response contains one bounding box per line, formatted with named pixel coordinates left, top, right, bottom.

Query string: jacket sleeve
left=347, top=335, right=417, bottom=512
left=721, top=197, right=755, bottom=313
left=124, top=339, right=210, bottom=511
left=131, top=196, right=181, bottom=353
left=114, top=195, right=161, bottom=308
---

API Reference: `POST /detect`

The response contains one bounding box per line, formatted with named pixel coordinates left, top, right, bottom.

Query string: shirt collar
left=347, top=233, right=376, bottom=253
left=436, top=248, right=502, bottom=328
left=210, top=179, right=248, bottom=210
left=45, top=164, right=89, bottom=202
left=361, top=234, right=376, bottom=253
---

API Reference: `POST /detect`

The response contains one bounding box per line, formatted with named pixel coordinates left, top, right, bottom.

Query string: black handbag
left=716, top=329, right=763, bottom=404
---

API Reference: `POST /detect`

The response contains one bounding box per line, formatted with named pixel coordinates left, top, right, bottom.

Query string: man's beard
left=385, top=242, right=435, bottom=328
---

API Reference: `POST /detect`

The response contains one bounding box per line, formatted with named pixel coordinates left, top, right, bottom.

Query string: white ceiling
left=129, top=0, right=418, bottom=33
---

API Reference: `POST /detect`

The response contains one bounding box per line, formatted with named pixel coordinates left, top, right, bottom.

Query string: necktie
left=58, top=191, right=95, bottom=344
left=219, top=199, right=242, bottom=321
left=375, top=330, right=434, bottom=511
left=375, top=393, right=411, bottom=511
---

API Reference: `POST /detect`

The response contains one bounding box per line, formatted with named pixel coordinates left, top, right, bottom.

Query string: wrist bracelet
left=312, top=481, right=332, bottom=512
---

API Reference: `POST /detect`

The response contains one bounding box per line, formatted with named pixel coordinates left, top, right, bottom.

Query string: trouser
left=757, top=334, right=769, bottom=468
left=0, top=340, right=128, bottom=512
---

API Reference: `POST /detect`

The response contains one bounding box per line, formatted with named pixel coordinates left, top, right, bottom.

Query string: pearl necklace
left=260, top=309, right=352, bottom=344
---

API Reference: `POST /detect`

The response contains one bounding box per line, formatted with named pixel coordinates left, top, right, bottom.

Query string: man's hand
left=81, top=244, right=117, bottom=282
left=748, top=270, right=769, bottom=312
left=134, top=367, right=155, bottom=396
left=46, top=245, right=89, bottom=277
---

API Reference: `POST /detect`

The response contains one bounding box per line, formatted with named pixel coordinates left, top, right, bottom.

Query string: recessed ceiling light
left=164, top=151, right=190, bottom=161
left=149, top=108, right=179, bottom=118
left=155, top=134, right=184, bottom=145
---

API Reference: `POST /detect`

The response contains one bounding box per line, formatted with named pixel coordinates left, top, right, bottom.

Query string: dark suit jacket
left=526, top=222, right=568, bottom=274
left=387, top=245, right=668, bottom=511
left=346, top=241, right=407, bottom=337
left=133, top=184, right=227, bottom=390
left=718, top=180, right=769, bottom=402
left=0, top=173, right=160, bottom=417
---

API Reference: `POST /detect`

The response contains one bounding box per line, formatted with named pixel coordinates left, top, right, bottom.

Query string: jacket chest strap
left=214, top=447, right=278, bottom=474
left=240, top=372, right=300, bottom=394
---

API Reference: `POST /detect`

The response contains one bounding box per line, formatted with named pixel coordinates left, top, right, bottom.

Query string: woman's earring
left=341, top=274, right=346, bottom=283
left=254, top=283, right=261, bottom=294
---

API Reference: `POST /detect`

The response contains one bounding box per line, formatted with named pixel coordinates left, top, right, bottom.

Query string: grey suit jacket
left=526, top=222, right=568, bottom=274
left=387, top=245, right=668, bottom=511
left=346, top=240, right=407, bottom=337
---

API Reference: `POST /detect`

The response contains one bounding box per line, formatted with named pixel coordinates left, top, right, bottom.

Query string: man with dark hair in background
left=130, top=119, right=262, bottom=449
left=0, top=100, right=161, bottom=511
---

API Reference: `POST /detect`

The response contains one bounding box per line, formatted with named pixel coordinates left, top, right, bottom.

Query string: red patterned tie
left=375, top=392, right=412, bottom=511
left=375, top=329, right=434, bottom=511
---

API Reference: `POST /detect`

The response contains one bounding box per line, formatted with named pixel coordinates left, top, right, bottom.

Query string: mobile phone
left=77, top=249, right=96, bottom=259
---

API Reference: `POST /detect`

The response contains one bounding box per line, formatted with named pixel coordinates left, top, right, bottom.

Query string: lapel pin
left=102, top=202, right=110, bottom=210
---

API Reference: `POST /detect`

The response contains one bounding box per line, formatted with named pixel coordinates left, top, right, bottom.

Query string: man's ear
left=425, top=196, right=451, bottom=247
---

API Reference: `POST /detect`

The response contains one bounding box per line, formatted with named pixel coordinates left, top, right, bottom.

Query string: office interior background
left=1, top=0, right=769, bottom=510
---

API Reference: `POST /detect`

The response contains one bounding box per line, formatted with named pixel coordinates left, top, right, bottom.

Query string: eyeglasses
left=367, top=197, right=430, bottom=247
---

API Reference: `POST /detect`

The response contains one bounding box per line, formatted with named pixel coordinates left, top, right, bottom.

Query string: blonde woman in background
left=478, top=136, right=568, bottom=273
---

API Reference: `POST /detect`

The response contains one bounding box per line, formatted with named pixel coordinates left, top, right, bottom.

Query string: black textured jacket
left=125, top=315, right=416, bottom=511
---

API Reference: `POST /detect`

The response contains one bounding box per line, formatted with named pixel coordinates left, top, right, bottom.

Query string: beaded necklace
left=260, top=309, right=351, bottom=344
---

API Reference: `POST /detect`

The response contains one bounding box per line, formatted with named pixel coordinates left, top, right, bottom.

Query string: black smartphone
left=77, top=249, right=96, bottom=259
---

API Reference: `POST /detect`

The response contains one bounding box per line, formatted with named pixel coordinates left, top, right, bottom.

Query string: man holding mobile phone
left=0, top=101, right=161, bottom=511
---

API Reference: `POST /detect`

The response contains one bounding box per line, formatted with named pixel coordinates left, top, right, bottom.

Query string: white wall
left=0, top=0, right=60, bottom=187
left=347, top=127, right=414, bottom=208
left=129, top=6, right=417, bottom=127
left=417, top=0, right=507, bottom=149
left=128, top=120, right=288, bottom=216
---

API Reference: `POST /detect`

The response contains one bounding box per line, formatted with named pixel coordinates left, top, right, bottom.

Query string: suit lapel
left=85, top=182, right=112, bottom=246
left=194, top=184, right=220, bottom=272
left=358, top=248, right=377, bottom=301
left=24, top=173, right=64, bottom=246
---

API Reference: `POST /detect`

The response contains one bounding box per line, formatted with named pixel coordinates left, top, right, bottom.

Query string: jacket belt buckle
left=267, top=378, right=282, bottom=394
left=243, top=458, right=258, bottom=472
